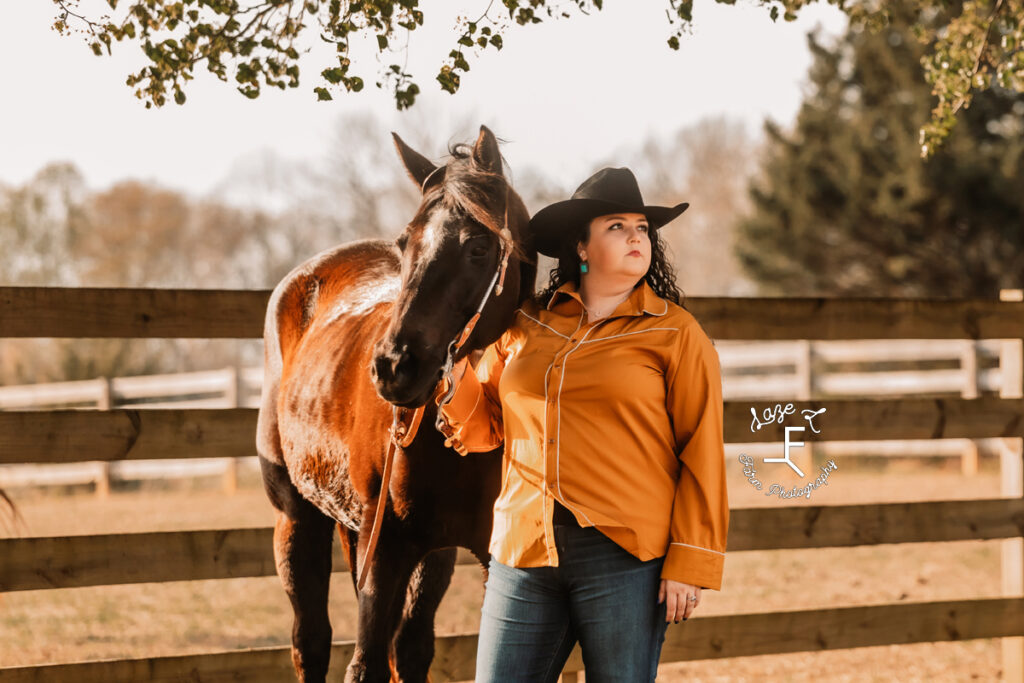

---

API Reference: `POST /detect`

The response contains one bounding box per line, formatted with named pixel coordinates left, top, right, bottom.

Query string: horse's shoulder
left=279, top=239, right=397, bottom=288
left=266, top=239, right=399, bottom=355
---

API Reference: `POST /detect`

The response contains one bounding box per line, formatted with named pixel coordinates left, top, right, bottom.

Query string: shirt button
left=548, top=439, right=555, bottom=444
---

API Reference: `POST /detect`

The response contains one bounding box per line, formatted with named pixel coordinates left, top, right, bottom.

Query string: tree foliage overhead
left=51, top=0, right=1024, bottom=156
left=735, top=1, right=1024, bottom=298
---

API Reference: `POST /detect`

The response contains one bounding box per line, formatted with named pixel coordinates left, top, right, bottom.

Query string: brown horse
left=256, top=126, right=536, bottom=682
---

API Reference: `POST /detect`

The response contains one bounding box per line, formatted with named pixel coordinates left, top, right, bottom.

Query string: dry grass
left=0, top=454, right=1014, bottom=680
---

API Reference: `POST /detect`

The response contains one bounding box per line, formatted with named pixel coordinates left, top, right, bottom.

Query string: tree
left=623, top=116, right=760, bottom=296
left=49, top=0, right=1024, bottom=156
left=0, top=166, right=336, bottom=383
left=0, top=162, right=89, bottom=288
left=735, top=1, right=1024, bottom=298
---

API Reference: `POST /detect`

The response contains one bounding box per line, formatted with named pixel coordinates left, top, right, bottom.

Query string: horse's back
left=257, top=239, right=400, bottom=526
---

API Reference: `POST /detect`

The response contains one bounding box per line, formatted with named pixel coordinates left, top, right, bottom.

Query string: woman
left=438, top=167, right=728, bottom=681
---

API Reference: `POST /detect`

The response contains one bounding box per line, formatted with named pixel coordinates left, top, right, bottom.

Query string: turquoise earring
left=580, top=262, right=589, bottom=274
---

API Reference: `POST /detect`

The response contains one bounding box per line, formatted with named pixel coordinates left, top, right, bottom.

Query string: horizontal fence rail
left=1, top=598, right=1022, bottom=682
left=4, top=287, right=1024, bottom=339
left=2, top=499, right=1022, bottom=592
left=2, top=398, right=1023, bottom=464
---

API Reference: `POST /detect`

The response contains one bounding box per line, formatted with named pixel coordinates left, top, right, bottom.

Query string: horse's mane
left=417, top=143, right=530, bottom=262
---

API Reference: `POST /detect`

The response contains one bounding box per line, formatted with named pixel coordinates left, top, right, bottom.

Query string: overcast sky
left=1, top=1, right=847, bottom=206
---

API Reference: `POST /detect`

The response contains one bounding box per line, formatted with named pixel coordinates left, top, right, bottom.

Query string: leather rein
left=357, top=185, right=514, bottom=591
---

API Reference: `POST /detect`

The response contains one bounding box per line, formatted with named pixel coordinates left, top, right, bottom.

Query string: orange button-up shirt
left=438, top=279, right=729, bottom=590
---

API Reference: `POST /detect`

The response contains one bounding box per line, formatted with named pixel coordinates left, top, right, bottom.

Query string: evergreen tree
left=737, top=3, right=1024, bottom=297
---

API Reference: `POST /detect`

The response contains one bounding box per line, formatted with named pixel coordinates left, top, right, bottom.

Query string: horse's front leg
left=346, top=510, right=420, bottom=683
left=392, top=547, right=457, bottom=682
left=261, top=455, right=336, bottom=683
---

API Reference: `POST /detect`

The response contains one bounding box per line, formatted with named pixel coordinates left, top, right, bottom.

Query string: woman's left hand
left=658, top=579, right=700, bottom=623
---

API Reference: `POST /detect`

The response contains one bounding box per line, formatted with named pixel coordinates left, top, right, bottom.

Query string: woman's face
left=578, top=212, right=652, bottom=284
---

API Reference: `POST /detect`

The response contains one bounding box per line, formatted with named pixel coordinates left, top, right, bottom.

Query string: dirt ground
left=0, top=453, right=1017, bottom=681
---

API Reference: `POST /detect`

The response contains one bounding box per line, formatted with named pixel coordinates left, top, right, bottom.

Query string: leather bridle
left=357, top=182, right=515, bottom=591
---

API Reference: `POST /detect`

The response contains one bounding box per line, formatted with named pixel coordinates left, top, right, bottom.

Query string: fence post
left=1000, top=288, right=1023, bottom=683
left=795, top=340, right=815, bottom=476
left=960, top=340, right=980, bottom=476
left=222, top=366, right=242, bottom=496
left=95, top=377, right=112, bottom=498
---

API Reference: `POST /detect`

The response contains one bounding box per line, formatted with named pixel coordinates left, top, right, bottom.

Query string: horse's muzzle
left=371, top=338, right=443, bottom=408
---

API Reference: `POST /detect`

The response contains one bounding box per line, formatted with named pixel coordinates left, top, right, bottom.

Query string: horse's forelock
left=412, top=151, right=531, bottom=261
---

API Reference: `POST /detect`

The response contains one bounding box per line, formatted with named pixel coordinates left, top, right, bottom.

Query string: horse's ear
left=392, top=132, right=439, bottom=191
left=472, top=125, right=503, bottom=176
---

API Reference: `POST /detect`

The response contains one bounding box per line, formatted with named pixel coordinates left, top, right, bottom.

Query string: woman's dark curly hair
left=534, top=217, right=687, bottom=310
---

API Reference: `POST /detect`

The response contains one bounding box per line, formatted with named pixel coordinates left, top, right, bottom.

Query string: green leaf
left=314, top=86, right=333, bottom=100
left=322, top=68, right=340, bottom=84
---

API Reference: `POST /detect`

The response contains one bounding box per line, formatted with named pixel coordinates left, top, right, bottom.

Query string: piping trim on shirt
left=539, top=356, right=555, bottom=556
left=456, top=377, right=483, bottom=431
left=516, top=309, right=570, bottom=339
left=670, top=541, right=725, bottom=556
left=642, top=299, right=670, bottom=316
left=539, top=309, right=585, bottom=557
left=553, top=317, right=598, bottom=527
left=580, top=326, right=679, bottom=344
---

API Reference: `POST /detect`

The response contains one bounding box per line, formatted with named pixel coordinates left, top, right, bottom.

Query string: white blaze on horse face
left=324, top=267, right=401, bottom=324
left=415, top=215, right=448, bottom=267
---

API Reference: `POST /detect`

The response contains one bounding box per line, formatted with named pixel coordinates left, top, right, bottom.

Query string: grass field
left=0, top=453, right=1016, bottom=681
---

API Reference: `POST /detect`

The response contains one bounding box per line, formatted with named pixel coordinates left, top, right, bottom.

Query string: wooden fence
left=0, top=335, right=1011, bottom=492
left=0, top=286, right=1023, bottom=681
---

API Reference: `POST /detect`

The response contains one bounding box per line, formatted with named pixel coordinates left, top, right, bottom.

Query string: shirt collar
left=545, top=279, right=668, bottom=318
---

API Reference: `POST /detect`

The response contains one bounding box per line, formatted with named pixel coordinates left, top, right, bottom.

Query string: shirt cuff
left=660, top=542, right=724, bottom=590
left=437, top=365, right=483, bottom=425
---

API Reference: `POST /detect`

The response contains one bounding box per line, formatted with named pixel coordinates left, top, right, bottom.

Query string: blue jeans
left=475, top=523, right=669, bottom=682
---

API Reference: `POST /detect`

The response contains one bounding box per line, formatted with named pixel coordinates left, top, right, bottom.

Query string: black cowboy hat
left=528, top=167, right=689, bottom=257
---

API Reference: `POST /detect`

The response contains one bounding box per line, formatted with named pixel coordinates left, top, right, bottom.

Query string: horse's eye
left=470, top=244, right=489, bottom=259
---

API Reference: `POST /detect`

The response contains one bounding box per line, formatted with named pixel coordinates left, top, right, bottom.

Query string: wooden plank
left=0, top=641, right=356, bottom=683
left=0, top=530, right=482, bottom=592
left=0, top=528, right=281, bottom=591
left=0, top=287, right=269, bottom=339
left=727, top=498, right=1024, bottom=551
left=659, top=597, right=1024, bottom=662
left=0, top=409, right=258, bottom=464
left=690, top=297, right=1024, bottom=340
left=2, top=499, right=1020, bottom=592
left=4, top=288, right=1024, bottom=341
left=2, top=397, right=1023, bottom=464
left=1, top=599, right=1021, bottom=681
left=729, top=396, right=1024, bottom=442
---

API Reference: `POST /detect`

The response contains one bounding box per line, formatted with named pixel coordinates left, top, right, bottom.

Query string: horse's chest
left=285, top=442, right=364, bottom=531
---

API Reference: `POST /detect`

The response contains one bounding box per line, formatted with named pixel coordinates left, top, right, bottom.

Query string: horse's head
left=372, top=126, right=536, bottom=408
